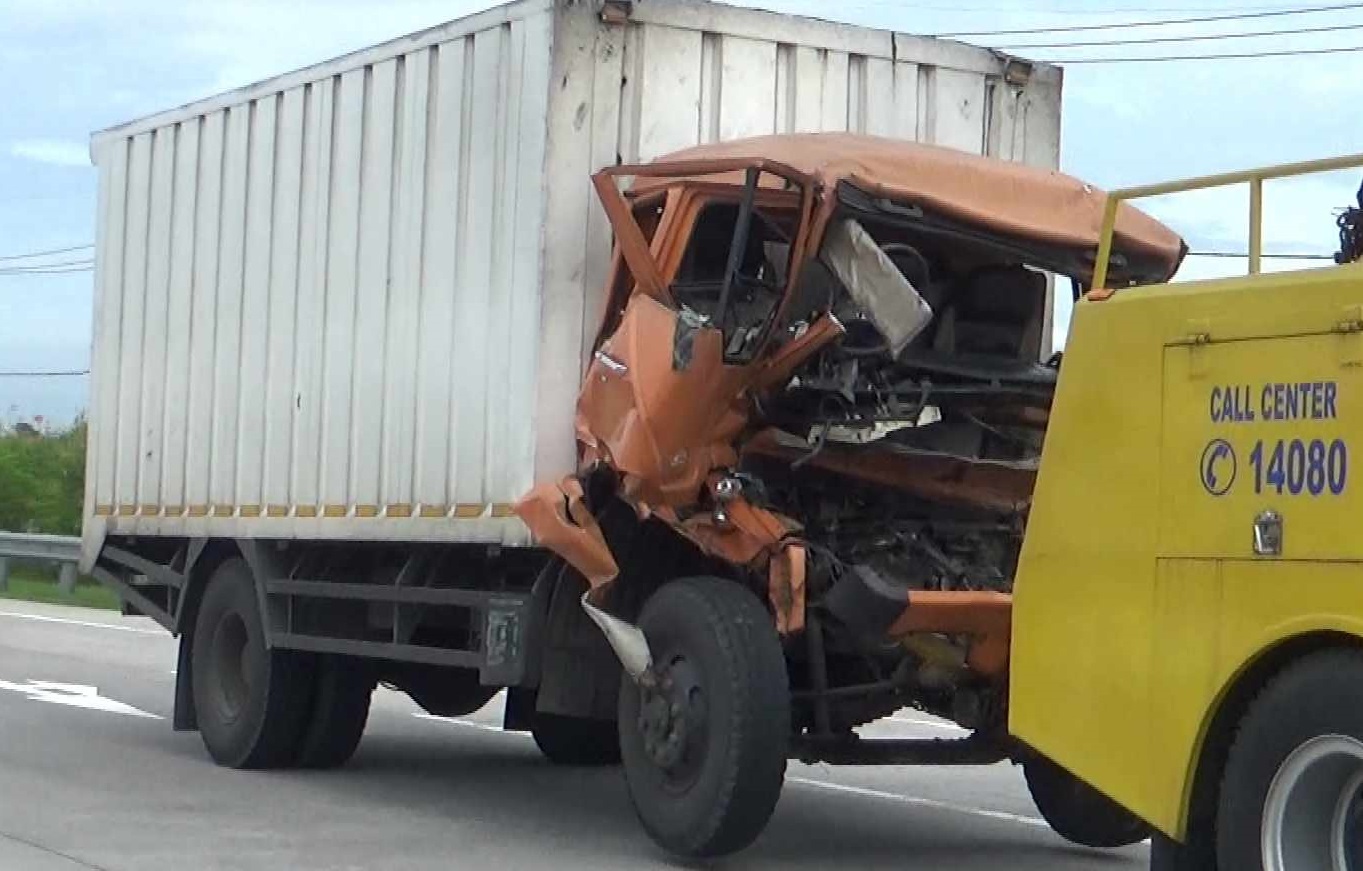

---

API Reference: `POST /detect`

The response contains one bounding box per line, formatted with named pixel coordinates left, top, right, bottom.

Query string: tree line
left=0, top=418, right=85, bottom=535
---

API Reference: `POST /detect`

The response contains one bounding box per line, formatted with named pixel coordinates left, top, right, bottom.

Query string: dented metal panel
left=536, top=0, right=1063, bottom=478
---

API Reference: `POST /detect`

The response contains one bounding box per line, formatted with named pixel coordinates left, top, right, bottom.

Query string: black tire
left=1215, top=648, right=1363, bottom=870
left=1023, top=754, right=1152, bottom=848
left=1149, top=833, right=1202, bottom=871
left=294, top=656, right=374, bottom=769
left=619, top=577, right=789, bottom=859
left=191, top=558, right=312, bottom=769
left=532, top=713, right=621, bottom=766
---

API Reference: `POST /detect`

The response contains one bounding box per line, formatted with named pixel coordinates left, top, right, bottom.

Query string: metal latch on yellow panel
left=1336, top=305, right=1363, bottom=367
left=1337, top=305, right=1363, bottom=333
left=1182, top=318, right=1212, bottom=378
left=1183, top=319, right=1212, bottom=345
left=1253, top=509, right=1283, bottom=557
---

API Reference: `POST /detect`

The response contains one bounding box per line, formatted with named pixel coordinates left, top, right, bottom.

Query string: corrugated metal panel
left=86, top=0, right=1062, bottom=551
left=88, top=5, right=555, bottom=545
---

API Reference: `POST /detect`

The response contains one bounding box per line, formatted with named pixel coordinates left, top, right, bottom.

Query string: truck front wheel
left=1023, top=755, right=1151, bottom=848
left=618, top=577, right=789, bottom=859
left=1216, top=648, right=1363, bottom=870
left=191, top=558, right=312, bottom=769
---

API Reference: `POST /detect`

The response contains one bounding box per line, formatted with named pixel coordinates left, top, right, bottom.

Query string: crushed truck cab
left=517, top=133, right=1189, bottom=856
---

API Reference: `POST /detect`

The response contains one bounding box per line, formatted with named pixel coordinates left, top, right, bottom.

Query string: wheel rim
left=209, top=611, right=251, bottom=725
left=1262, top=734, right=1363, bottom=871
left=637, top=652, right=709, bottom=794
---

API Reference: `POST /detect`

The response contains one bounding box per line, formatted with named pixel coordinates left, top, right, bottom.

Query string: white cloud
left=9, top=139, right=90, bottom=168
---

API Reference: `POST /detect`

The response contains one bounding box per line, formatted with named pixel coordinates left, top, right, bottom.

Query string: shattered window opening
left=670, top=199, right=797, bottom=363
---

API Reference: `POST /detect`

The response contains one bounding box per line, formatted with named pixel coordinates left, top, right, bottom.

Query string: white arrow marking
left=0, top=679, right=162, bottom=719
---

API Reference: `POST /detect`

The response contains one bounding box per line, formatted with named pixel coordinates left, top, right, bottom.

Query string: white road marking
left=788, top=776, right=1048, bottom=829
left=887, top=716, right=965, bottom=732
left=0, top=609, right=163, bottom=636
left=414, top=712, right=1059, bottom=834
left=413, top=713, right=523, bottom=736
left=0, top=679, right=162, bottom=718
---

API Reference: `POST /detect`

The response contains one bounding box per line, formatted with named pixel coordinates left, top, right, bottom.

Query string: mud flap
left=535, top=569, right=622, bottom=720
left=172, top=633, right=197, bottom=732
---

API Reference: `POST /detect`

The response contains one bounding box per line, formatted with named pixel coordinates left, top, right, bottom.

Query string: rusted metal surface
left=744, top=429, right=1036, bottom=516
left=890, top=590, right=1014, bottom=678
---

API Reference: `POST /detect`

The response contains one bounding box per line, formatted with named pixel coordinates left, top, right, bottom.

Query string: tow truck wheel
left=532, top=713, right=621, bottom=766
left=1023, top=755, right=1152, bottom=848
left=1216, top=648, right=1363, bottom=871
left=191, top=558, right=312, bottom=769
left=618, top=577, right=789, bottom=859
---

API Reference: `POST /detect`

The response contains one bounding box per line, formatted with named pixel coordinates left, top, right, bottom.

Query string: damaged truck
left=77, top=0, right=1232, bottom=862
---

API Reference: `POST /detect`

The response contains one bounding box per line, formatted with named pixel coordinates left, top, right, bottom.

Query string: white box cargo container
left=83, top=0, right=1061, bottom=563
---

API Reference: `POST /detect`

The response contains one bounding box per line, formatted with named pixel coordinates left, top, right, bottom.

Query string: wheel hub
left=209, top=611, right=250, bottom=724
left=1262, top=734, right=1363, bottom=871
left=637, top=655, right=707, bottom=780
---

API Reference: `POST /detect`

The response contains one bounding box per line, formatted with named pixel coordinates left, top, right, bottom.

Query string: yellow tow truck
left=1010, top=154, right=1363, bottom=870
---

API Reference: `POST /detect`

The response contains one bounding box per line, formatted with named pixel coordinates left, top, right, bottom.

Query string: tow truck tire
left=1023, top=755, right=1152, bottom=848
left=294, top=656, right=374, bottom=769
left=191, top=558, right=312, bottom=769
left=1215, top=648, right=1363, bottom=871
left=619, top=577, right=789, bottom=859
left=532, top=714, right=621, bottom=766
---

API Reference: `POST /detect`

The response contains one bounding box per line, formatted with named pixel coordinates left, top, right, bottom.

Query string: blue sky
left=1, top=0, right=1360, bottom=424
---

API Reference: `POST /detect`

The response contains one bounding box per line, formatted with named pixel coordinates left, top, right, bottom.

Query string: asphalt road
left=0, top=600, right=1150, bottom=870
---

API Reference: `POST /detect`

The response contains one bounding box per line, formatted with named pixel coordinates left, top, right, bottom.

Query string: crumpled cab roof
left=630, top=133, right=1187, bottom=285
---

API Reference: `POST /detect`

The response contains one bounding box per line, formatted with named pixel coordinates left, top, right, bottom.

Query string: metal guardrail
left=0, top=532, right=82, bottom=594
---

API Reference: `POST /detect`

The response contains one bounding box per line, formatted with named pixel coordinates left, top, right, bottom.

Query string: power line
left=1048, top=43, right=1363, bottom=62
left=844, top=0, right=1354, bottom=12
left=1187, top=250, right=1336, bottom=259
left=0, top=244, right=93, bottom=263
left=0, top=370, right=89, bottom=377
left=934, top=2, right=1363, bottom=36
left=0, top=265, right=94, bottom=276
left=1002, top=19, right=1363, bottom=48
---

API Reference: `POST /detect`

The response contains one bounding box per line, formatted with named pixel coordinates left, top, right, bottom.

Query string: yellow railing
left=1092, top=152, right=1363, bottom=291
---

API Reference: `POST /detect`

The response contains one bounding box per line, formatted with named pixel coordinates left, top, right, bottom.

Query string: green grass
left=0, top=570, right=121, bottom=610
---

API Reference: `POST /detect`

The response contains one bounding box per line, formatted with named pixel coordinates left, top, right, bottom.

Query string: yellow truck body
left=1009, top=154, right=1363, bottom=856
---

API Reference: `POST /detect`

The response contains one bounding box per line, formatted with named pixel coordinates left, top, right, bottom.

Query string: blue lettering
left=1211, top=387, right=1222, bottom=423
left=1262, top=385, right=1274, bottom=420
left=1312, top=382, right=1325, bottom=419
left=1326, top=382, right=1339, bottom=419
left=1243, top=386, right=1256, bottom=421
left=1274, top=384, right=1285, bottom=421
left=1286, top=384, right=1299, bottom=420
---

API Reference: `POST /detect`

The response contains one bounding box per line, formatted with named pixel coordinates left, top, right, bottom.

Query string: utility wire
left=0, top=244, right=93, bottom=263
left=934, top=2, right=1363, bottom=36
left=845, top=0, right=1356, bottom=12
left=0, top=266, right=94, bottom=276
left=0, top=370, right=89, bottom=377
left=1048, top=43, right=1363, bottom=62
left=1187, top=250, right=1337, bottom=259
left=1002, top=20, right=1363, bottom=48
